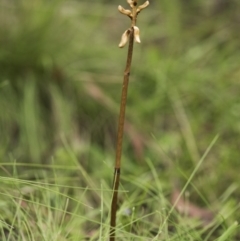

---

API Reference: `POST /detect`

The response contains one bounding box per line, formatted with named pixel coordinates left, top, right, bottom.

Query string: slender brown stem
left=109, top=27, right=134, bottom=241
left=109, top=1, right=149, bottom=239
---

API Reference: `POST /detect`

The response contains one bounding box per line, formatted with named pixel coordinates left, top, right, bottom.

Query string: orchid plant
left=109, top=1, right=149, bottom=240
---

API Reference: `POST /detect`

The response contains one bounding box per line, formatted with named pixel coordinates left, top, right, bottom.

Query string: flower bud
left=137, top=1, right=150, bottom=13
left=133, top=26, right=141, bottom=43
left=118, top=5, right=132, bottom=17
left=119, top=29, right=130, bottom=48
left=127, top=0, right=134, bottom=8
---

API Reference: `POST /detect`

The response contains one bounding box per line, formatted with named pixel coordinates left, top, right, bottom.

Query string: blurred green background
left=0, top=0, right=240, bottom=238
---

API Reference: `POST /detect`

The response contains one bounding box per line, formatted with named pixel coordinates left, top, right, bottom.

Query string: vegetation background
left=0, top=0, right=240, bottom=240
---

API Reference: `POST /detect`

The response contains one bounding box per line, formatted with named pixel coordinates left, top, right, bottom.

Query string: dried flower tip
left=137, top=1, right=149, bottom=13
left=118, top=5, right=132, bottom=17
left=127, top=0, right=134, bottom=8
left=133, top=26, right=141, bottom=43
left=119, top=29, right=130, bottom=48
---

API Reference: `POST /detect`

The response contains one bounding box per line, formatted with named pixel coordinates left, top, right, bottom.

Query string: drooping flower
left=133, top=26, right=140, bottom=43
left=119, top=29, right=130, bottom=48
